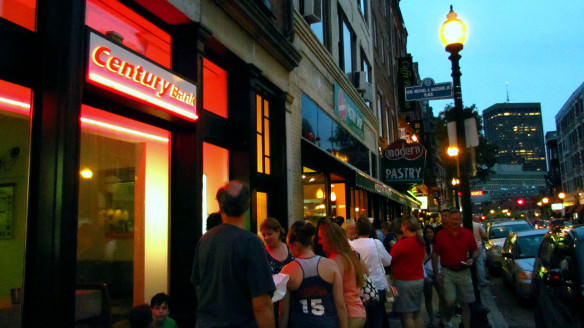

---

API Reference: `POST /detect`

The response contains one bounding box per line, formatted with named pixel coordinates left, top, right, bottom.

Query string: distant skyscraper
left=482, top=103, right=546, bottom=171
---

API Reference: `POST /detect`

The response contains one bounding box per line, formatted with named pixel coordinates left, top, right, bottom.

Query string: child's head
left=129, top=304, right=153, bottom=328
left=150, top=293, right=170, bottom=325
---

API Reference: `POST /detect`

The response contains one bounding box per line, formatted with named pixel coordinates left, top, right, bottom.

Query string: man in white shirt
left=472, top=217, right=489, bottom=286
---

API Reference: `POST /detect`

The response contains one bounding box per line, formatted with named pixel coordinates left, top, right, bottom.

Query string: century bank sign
left=87, top=31, right=198, bottom=121
left=381, top=140, right=426, bottom=183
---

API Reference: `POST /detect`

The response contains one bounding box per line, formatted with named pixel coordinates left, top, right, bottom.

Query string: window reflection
left=302, top=167, right=326, bottom=222
left=301, top=94, right=370, bottom=174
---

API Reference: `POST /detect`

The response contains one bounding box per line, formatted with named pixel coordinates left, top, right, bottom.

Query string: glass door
left=76, top=105, right=170, bottom=325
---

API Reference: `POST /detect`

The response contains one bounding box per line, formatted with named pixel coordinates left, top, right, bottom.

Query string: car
left=485, top=220, right=533, bottom=272
left=532, top=220, right=549, bottom=230
left=532, top=225, right=584, bottom=327
left=500, top=229, right=546, bottom=299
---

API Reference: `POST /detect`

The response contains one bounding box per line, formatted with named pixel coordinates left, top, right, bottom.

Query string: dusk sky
left=399, top=1, right=584, bottom=133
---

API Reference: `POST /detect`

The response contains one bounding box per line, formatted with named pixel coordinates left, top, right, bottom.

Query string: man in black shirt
left=192, top=181, right=275, bottom=328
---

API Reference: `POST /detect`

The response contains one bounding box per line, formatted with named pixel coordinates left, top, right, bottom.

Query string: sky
left=399, top=1, right=584, bottom=133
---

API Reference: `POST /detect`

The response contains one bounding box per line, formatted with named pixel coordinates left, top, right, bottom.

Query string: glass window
left=377, top=94, right=383, bottom=134
left=358, top=0, right=367, bottom=22
left=86, top=0, right=172, bottom=68
left=0, top=0, right=36, bottom=31
left=256, top=94, right=271, bottom=175
left=302, top=167, right=326, bottom=221
left=339, top=12, right=353, bottom=74
left=255, top=192, right=268, bottom=237
left=203, top=58, right=228, bottom=118
left=350, top=188, right=368, bottom=219
left=330, top=174, right=346, bottom=219
left=202, top=142, right=229, bottom=234
left=77, top=105, right=170, bottom=323
left=0, top=79, right=32, bottom=328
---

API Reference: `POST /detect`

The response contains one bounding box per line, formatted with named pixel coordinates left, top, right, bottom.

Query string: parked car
left=485, top=220, right=533, bottom=272
left=533, top=225, right=584, bottom=327
left=532, top=220, right=549, bottom=230
left=501, top=229, right=547, bottom=299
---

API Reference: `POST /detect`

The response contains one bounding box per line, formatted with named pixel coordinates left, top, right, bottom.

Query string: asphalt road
left=488, top=273, right=535, bottom=328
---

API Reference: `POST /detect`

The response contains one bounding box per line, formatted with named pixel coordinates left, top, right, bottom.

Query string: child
left=150, top=293, right=177, bottom=328
left=128, top=304, right=154, bottom=328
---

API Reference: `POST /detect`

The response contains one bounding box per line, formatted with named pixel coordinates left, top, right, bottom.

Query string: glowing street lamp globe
left=440, top=6, right=468, bottom=49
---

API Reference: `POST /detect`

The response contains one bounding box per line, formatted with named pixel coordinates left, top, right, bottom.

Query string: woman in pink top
left=318, top=219, right=367, bottom=328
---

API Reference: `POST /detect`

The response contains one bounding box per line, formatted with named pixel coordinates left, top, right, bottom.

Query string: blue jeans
left=476, top=244, right=488, bottom=285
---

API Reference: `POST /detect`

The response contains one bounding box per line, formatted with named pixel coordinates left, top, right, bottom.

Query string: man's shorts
left=441, top=267, right=475, bottom=304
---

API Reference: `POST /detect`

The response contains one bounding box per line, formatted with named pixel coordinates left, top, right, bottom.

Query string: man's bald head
left=216, top=180, right=250, bottom=217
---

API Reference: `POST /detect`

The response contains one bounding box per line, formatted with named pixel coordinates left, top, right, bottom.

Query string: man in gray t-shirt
left=191, top=181, right=275, bottom=328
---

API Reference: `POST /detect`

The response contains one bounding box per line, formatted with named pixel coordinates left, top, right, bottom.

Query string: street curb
left=480, top=285, right=508, bottom=328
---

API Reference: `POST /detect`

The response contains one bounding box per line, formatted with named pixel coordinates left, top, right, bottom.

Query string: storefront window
left=330, top=174, right=346, bottom=219
left=301, top=93, right=370, bottom=173
left=0, top=79, right=32, bottom=328
left=202, top=142, right=229, bottom=234
left=76, top=105, right=170, bottom=324
left=255, top=191, right=267, bottom=237
left=350, top=188, right=368, bottom=219
left=256, top=94, right=270, bottom=175
left=0, top=0, right=36, bottom=31
left=86, top=0, right=172, bottom=68
left=302, top=167, right=326, bottom=222
left=203, top=59, right=228, bottom=118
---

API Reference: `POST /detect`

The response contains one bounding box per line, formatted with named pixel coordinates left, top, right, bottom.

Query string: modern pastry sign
left=87, top=31, right=198, bottom=121
left=381, top=140, right=426, bottom=183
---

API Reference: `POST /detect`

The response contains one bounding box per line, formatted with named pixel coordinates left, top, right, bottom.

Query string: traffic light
left=516, top=198, right=525, bottom=206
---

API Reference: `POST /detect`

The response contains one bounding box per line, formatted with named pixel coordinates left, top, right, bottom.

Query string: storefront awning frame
left=302, top=138, right=421, bottom=209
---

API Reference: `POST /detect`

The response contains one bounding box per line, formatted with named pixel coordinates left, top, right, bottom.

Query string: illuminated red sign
left=87, top=31, right=198, bottom=121
left=471, top=190, right=484, bottom=197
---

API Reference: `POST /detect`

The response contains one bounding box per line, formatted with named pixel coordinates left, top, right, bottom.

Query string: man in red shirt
left=432, top=208, right=478, bottom=328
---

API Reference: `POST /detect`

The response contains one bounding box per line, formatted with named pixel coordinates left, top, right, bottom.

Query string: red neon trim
left=80, top=116, right=169, bottom=143
left=88, top=73, right=198, bottom=121
left=0, top=96, right=31, bottom=116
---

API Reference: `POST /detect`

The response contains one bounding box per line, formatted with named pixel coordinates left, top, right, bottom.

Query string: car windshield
left=516, top=235, right=544, bottom=258
left=490, top=222, right=532, bottom=239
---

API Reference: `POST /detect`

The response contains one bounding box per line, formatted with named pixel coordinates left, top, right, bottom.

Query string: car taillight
left=519, top=271, right=532, bottom=280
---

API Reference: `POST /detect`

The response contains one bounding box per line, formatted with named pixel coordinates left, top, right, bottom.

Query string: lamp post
left=440, top=5, right=472, bottom=230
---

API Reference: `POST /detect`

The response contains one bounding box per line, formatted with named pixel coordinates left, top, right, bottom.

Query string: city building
left=0, top=0, right=419, bottom=326
left=294, top=0, right=420, bottom=227
left=471, top=164, right=547, bottom=208
left=555, top=82, right=584, bottom=215
left=545, top=131, right=561, bottom=195
left=483, top=102, right=546, bottom=171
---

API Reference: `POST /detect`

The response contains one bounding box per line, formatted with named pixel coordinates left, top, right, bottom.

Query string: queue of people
left=189, top=180, right=484, bottom=328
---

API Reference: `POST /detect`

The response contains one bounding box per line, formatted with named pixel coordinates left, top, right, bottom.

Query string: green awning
left=355, top=172, right=421, bottom=208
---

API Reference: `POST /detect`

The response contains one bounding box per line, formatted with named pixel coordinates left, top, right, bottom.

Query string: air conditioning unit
left=363, top=83, right=374, bottom=102
left=303, top=0, right=322, bottom=24
left=346, top=71, right=367, bottom=91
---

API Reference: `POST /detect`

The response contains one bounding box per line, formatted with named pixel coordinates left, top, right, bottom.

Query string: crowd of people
left=186, top=180, right=488, bottom=328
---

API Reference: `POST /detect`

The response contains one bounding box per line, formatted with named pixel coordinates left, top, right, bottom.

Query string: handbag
left=360, top=273, right=380, bottom=306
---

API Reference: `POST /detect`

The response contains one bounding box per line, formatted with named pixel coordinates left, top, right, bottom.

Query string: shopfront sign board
left=87, top=31, right=198, bottom=121
left=405, top=78, right=453, bottom=101
left=381, top=140, right=426, bottom=183
left=334, top=84, right=364, bottom=140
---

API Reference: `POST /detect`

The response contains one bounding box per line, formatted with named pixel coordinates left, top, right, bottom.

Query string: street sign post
left=405, top=78, right=453, bottom=101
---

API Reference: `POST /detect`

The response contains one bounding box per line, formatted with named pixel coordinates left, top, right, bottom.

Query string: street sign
left=405, top=78, right=453, bottom=101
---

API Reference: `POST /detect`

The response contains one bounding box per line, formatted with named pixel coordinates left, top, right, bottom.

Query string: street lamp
left=440, top=5, right=472, bottom=229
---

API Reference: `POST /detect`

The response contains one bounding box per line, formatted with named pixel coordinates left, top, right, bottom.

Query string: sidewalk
left=387, top=284, right=507, bottom=327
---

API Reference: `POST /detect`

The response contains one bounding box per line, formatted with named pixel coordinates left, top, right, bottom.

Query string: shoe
left=479, top=282, right=492, bottom=287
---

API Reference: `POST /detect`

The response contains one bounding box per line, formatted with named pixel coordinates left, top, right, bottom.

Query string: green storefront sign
left=334, top=84, right=364, bottom=139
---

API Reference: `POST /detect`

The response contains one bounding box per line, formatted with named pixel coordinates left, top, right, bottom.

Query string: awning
left=355, top=172, right=421, bottom=208
left=302, top=139, right=420, bottom=209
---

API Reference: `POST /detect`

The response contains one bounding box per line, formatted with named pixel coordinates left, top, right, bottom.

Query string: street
left=488, top=274, right=535, bottom=328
